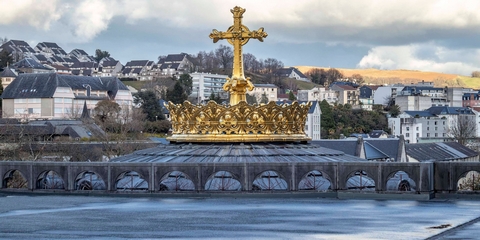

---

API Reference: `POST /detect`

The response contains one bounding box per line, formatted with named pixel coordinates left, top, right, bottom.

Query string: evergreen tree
left=288, top=91, right=296, bottom=101
left=0, top=50, right=13, bottom=68
left=208, top=92, right=222, bottom=104
left=178, top=73, right=193, bottom=96
left=246, top=93, right=257, bottom=105
left=94, top=49, right=110, bottom=63
left=319, top=100, right=334, bottom=138
left=133, top=90, right=165, bottom=121
left=166, top=82, right=187, bottom=104
left=260, top=92, right=269, bottom=104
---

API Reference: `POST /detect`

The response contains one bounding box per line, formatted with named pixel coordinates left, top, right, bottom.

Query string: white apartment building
left=190, top=73, right=228, bottom=103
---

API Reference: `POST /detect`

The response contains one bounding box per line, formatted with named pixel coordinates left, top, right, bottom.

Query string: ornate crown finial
left=166, top=7, right=311, bottom=143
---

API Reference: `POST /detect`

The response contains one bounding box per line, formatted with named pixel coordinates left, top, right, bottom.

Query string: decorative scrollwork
left=166, top=100, right=312, bottom=143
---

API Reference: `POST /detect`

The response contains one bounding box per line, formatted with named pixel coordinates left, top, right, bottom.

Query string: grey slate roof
left=406, top=142, right=478, bottom=162
left=110, top=143, right=367, bottom=163
left=125, top=60, right=149, bottom=67
left=159, top=62, right=180, bottom=70
left=312, top=140, right=359, bottom=156
left=164, top=54, right=187, bottom=62
left=102, top=60, right=119, bottom=67
left=254, top=84, right=278, bottom=88
left=70, top=49, right=88, bottom=56
left=13, top=58, right=51, bottom=70
left=313, top=138, right=402, bottom=161
left=34, top=54, right=48, bottom=62
left=70, top=62, right=98, bottom=69
left=1, top=73, right=128, bottom=99
left=364, top=138, right=401, bottom=160
left=426, top=106, right=474, bottom=115
left=0, top=67, right=17, bottom=78
left=403, top=111, right=435, bottom=118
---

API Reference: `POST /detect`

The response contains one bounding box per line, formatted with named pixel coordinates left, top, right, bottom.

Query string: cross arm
left=209, top=29, right=235, bottom=43
left=240, top=27, right=268, bottom=42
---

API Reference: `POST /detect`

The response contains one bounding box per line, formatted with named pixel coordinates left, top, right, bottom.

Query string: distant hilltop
left=296, top=66, right=479, bottom=89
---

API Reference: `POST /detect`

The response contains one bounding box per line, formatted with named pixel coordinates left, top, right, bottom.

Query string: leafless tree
left=447, top=114, right=477, bottom=145
left=215, top=44, right=233, bottom=70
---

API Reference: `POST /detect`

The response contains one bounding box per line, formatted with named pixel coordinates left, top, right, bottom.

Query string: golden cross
left=209, top=6, right=268, bottom=105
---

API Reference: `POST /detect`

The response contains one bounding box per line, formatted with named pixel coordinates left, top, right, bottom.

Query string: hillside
left=296, top=66, right=480, bottom=89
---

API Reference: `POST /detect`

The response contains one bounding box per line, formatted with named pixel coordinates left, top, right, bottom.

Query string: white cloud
left=0, top=0, right=62, bottom=30
left=2, top=0, right=480, bottom=43
left=357, top=44, right=480, bottom=75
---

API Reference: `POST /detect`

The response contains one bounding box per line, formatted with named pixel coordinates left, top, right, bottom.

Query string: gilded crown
left=166, top=101, right=312, bottom=143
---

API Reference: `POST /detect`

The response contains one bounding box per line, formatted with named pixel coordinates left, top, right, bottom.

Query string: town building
left=247, top=84, right=278, bottom=103
left=330, top=84, right=359, bottom=106
left=120, top=60, right=155, bottom=81
left=297, top=87, right=338, bottom=105
left=0, top=67, right=18, bottom=89
left=69, top=49, right=95, bottom=62
left=388, top=106, right=476, bottom=143
left=274, top=67, right=309, bottom=81
left=359, top=85, right=380, bottom=110
left=95, top=60, right=122, bottom=77
left=1, top=73, right=132, bottom=120
left=190, top=72, right=228, bottom=103
left=0, top=40, right=36, bottom=61
left=158, top=53, right=196, bottom=77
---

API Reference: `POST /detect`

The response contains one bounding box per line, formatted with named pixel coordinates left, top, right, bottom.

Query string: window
left=406, top=127, right=410, bottom=131
left=427, top=133, right=430, bottom=137
left=406, top=133, right=410, bottom=137
left=435, top=121, right=437, bottom=125
left=416, top=127, right=419, bottom=131
left=435, top=133, right=438, bottom=137
left=427, top=127, right=429, bottom=130
left=435, top=127, right=438, bottom=131
left=416, top=133, right=419, bottom=137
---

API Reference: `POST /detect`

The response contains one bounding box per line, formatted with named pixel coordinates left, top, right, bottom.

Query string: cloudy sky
left=2, top=0, right=480, bottom=75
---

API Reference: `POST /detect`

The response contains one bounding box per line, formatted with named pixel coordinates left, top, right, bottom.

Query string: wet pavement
left=0, top=195, right=479, bottom=239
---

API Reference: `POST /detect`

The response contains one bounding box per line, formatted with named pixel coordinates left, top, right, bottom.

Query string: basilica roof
left=111, top=142, right=367, bottom=163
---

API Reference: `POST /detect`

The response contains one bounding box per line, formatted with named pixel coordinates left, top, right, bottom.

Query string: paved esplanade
left=0, top=195, right=480, bottom=239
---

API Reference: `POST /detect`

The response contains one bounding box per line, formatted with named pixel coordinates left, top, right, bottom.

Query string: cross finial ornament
left=209, top=6, right=268, bottom=105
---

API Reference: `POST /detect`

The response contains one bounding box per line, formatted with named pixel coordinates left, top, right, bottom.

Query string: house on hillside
left=95, top=60, right=122, bottom=77
left=70, top=61, right=99, bottom=76
left=69, top=49, right=95, bottom=62
left=158, top=53, right=196, bottom=76
left=35, top=42, right=68, bottom=57
left=1, top=73, right=133, bottom=120
left=274, top=67, right=309, bottom=81
left=0, top=40, right=36, bottom=61
left=120, top=60, right=155, bottom=80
